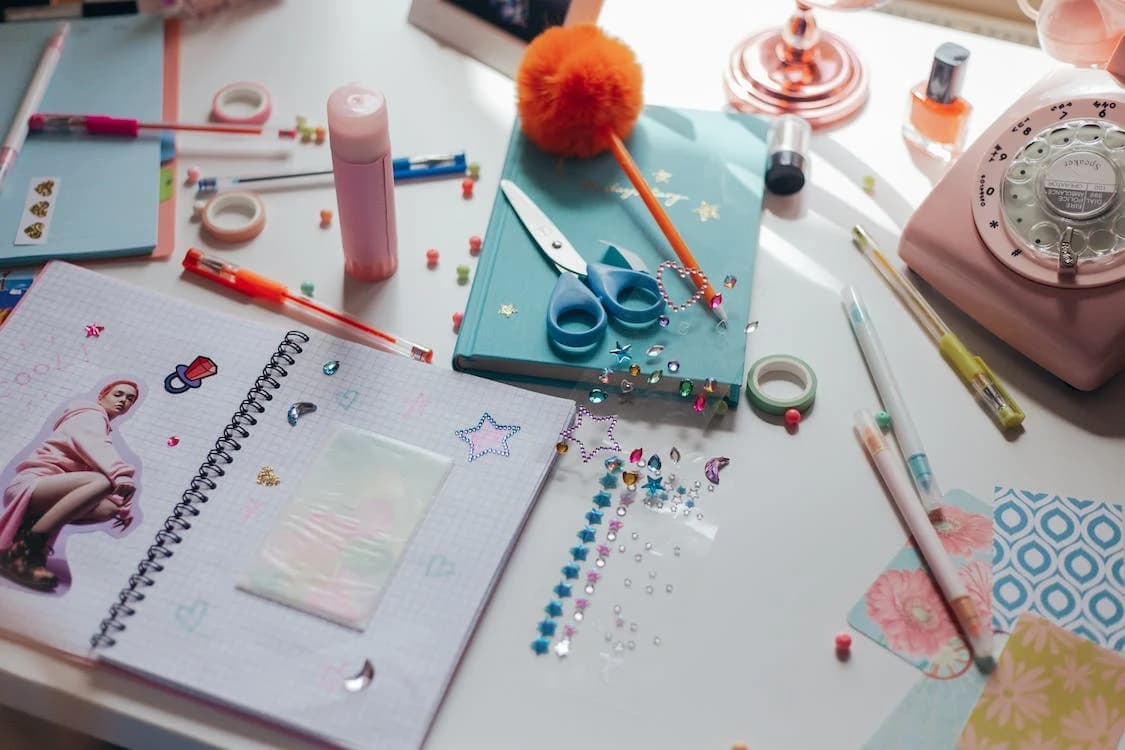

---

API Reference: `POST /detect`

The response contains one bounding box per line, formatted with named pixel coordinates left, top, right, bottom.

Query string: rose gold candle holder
left=724, top=1, right=888, bottom=130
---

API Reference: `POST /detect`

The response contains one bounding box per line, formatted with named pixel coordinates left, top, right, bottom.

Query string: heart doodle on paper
left=425, top=554, right=455, bottom=577
left=175, top=599, right=208, bottom=632
left=336, top=389, right=358, bottom=411
left=655, top=260, right=708, bottom=313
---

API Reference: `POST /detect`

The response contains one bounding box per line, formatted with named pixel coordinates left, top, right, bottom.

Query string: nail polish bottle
left=903, top=43, right=972, bottom=162
left=327, top=84, right=398, bottom=281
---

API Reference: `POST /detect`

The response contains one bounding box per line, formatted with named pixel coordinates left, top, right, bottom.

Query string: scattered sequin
left=531, top=638, right=549, bottom=655
left=604, top=632, right=613, bottom=642
left=618, top=544, right=626, bottom=553
left=538, top=619, right=557, bottom=636
left=598, top=368, right=612, bottom=384
left=84, top=324, right=104, bottom=338
left=709, top=294, right=723, bottom=310
left=646, top=345, right=664, bottom=357
left=594, top=559, right=605, bottom=569
left=647, top=370, right=663, bottom=384
left=658, top=315, right=670, bottom=327
left=166, top=436, right=180, bottom=447
left=744, top=320, right=759, bottom=334
left=616, top=617, right=625, bottom=628
left=670, top=447, right=681, bottom=463
left=605, top=456, right=623, bottom=472
left=627, top=641, right=636, bottom=650
left=607, top=532, right=616, bottom=541
left=256, top=466, right=280, bottom=486
left=647, top=455, right=661, bottom=472
left=645, top=585, right=653, bottom=594
left=649, top=570, right=657, bottom=579
left=634, top=553, right=642, bottom=562
left=673, top=546, right=681, bottom=556
left=545, top=601, right=563, bottom=617
left=577, top=527, right=596, bottom=543
left=588, top=388, right=607, bottom=404
left=653, top=636, right=662, bottom=646
left=555, top=441, right=569, bottom=454
left=322, top=360, right=340, bottom=376
left=620, top=379, right=634, bottom=394
left=575, top=598, right=588, bottom=610
left=616, top=507, right=626, bottom=516
left=624, top=578, right=631, bottom=587
left=585, top=583, right=595, bottom=593
left=723, top=275, right=737, bottom=288
left=703, top=377, right=716, bottom=392
left=665, top=584, right=673, bottom=593
left=498, top=303, right=518, bottom=318
left=557, top=406, right=621, bottom=463
left=678, top=380, right=693, bottom=398
left=693, top=394, right=706, bottom=412
left=629, top=448, right=643, bottom=464
left=554, top=639, right=570, bottom=657
left=696, top=513, right=704, bottom=520
left=554, top=582, right=572, bottom=598
left=630, top=622, right=638, bottom=632
left=667, top=360, right=680, bottom=373
left=704, top=456, right=730, bottom=484
left=628, top=363, right=640, bottom=376
left=644, top=542, right=652, bottom=551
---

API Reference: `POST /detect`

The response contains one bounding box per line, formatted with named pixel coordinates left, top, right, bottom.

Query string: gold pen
left=851, top=225, right=1024, bottom=432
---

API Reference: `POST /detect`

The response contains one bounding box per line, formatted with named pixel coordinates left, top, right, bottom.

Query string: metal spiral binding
left=90, top=331, right=309, bottom=649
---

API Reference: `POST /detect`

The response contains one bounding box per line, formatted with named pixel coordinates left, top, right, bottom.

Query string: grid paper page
left=0, top=263, right=287, bottom=656
left=105, top=328, right=576, bottom=748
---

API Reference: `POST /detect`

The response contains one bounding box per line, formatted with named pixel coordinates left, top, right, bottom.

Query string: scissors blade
left=500, top=180, right=587, bottom=277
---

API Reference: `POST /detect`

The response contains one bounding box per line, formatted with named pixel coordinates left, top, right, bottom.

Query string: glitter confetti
left=557, top=406, right=621, bottom=463
left=605, top=456, right=622, bottom=472
left=286, top=401, right=318, bottom=426
left=704, top=456, right=730, bottom=485
left=322, top=360, right=340, bottom=375
left=166, top=436, right=180, bottom=447
left=628, top=364, right=640, bottom=376
left=646, top=345, right=664, bottom=357
left=647, top=370, right=663, bottom=384
left=658, top=315, right=670, bottom=327
left=84, top=324, right=104, bottom=338
left=667, top=360, right=680, bottom=373
left=609, top=341, right=632, bottom=364
left=861, top=175, right=876, bottom=195
left=531, top=638, right=549, bottom=655
left=629, top=448, right=643, bottom=464
left=723, top=275, right=737, bottom=288
left=709, top=294, right=723, bottom=310
left=670, top=447, right=681, bottom=463
left=545, top=601, right=563, bottom=617
left=693, top=394, right=706, bottom=412
left=498, top=303, right=518, bottom=318
left=744, top=320, right=759, bottom=334
left=588, top=388, right=607, bottom=404
left=678, top=380, right=693, bottom=398
left=703, top=378, right=716, bottom=392
left=598, top=368, right=612, bottom=384
left=256, top=466, right=280, bottom=486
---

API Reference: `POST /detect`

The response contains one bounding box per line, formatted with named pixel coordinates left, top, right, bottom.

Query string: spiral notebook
left=0, top=262, right=575, bottom=749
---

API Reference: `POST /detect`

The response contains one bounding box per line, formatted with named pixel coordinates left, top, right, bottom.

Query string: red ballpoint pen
left=182, top=248, right=433, bottom=363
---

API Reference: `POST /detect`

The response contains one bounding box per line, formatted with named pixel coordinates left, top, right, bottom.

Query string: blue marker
left=843, top=285, right=945, bottom=520
left=195, top=151, right=467, bottom=193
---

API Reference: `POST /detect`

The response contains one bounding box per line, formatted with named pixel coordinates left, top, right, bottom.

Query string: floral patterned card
left=862, top=669, right=987, bottom=750
left=848, top=489, right=993, bottom=678
left=956, top=612, right=1125, bottom=750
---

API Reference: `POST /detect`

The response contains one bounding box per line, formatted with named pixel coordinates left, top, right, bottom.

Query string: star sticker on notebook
left=691, top=201, right=720, bottom=222
left=454, top=412, right=521, bottom=462
left=609, top=341, right=632, bottom=364
left=652, top=169, right=672, bottom=184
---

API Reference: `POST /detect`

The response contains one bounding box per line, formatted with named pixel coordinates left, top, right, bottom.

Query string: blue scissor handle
left=585, top=262, right=666, bottom=325
left=547, top=272, right=608, bottom=349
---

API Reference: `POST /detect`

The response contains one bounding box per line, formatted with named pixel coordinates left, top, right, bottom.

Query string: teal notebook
left=453, top=105, right=768, bottom=404
left=0, top=16, right=163, bottom=266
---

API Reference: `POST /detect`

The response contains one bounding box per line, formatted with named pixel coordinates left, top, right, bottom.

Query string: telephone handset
left=901, top=68, right=1125, bottom=390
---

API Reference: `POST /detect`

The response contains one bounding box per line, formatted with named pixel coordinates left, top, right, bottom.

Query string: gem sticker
left=557, top=406, right=621, bottom=463
left=286, top=401, right=318, bottom=426
left=454, top=412, right=521, bottom=462
left=163, top=355, right=218, bottom=395
left=14, top=177, right=61, bottom=246
left=256, top=466, right=281, bottom=486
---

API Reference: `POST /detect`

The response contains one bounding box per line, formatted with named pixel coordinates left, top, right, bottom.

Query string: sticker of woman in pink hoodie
left=0, top=379, right=142, bottom=592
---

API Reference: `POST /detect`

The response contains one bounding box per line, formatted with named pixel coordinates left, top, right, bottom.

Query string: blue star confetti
left=570, top=545, right=588, bottom=561
left=545, top=600, right=563, bottom=617
left=554, top=582, right=572, bottom=598
left=593, top=491, right=612, bottom=508
left=585, top=509, right=604, bottom=525
left=531, top=637, right=550, bottom=655
left=599, top=473, right=619, bottom=489
left=538, top=619, right=558, bottom=637
left=609, top=340, right=632, bottom=364
left=561, top=563, right=580, bottom=580
left=453, top=412, right=521, bottom=462
left=643, top=475, right=664, bottom=496
left=577, top=527, right=596, bottom=543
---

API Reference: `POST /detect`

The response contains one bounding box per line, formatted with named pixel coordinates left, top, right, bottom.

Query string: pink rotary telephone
left=900, top=8, right=1125, bottom=390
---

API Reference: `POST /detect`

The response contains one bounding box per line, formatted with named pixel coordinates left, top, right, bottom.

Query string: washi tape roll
left=211, top=82, right=272, bottom=125
left=201, top=191, right=266, bottom=243
left=745, top=354, right=817, bottom=415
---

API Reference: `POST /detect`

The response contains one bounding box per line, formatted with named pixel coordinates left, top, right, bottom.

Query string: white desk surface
left=2, top=1, right=1121, bottom=749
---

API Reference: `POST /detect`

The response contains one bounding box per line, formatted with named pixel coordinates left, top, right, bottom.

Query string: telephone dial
left=901, top=68, right=1125, bottom=390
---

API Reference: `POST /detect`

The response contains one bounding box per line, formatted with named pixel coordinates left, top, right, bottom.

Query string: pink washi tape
left=211, top=82, right=272, bottom=125
left=201, top=191, right=266, bottom=243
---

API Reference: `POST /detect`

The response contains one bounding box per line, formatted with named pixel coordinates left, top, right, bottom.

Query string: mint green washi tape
left=745, top=354, right=817, bottom=415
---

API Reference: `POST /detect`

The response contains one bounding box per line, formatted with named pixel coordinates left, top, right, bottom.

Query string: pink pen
left=0, top=23, right=69, bottom=192
left=327, top=84, right=398, bottom=281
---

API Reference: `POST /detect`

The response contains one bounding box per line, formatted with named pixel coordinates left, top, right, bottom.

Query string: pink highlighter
left=327, top=84, right=398, bottom=281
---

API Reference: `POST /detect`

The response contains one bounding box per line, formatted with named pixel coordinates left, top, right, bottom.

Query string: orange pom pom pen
left=516, top=25, right=727, bottom=325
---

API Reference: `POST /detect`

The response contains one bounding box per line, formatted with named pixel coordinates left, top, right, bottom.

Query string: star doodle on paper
left=989, top=220, right=999, bottom=229
left=557, top=405, right=622, bottom=463
left=454, top=412, right=521, bottom=462
left=498, top=303, right=518, bottom=318
left=84, top=324, right=104, bottom=338
left=652, top=169, right=672, bottom=184
left=609, top=341, right=632, bottom=364
left=691, top=201, right=720, bottom=222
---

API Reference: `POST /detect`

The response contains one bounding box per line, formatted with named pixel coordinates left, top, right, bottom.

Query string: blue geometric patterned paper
left=992, top=486, right=1125, bottom=651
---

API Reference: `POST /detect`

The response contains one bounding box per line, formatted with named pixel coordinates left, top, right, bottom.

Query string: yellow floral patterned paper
left=956, top=612, right=1125, bottom=750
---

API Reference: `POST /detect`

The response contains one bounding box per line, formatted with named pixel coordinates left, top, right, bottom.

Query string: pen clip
left=974, top=356, right=1025, bottom=429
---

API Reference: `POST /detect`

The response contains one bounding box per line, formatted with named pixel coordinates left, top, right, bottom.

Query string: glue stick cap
left=765, top=114, right=811, bottom=196
left=327, top=84, right=390, bottom=164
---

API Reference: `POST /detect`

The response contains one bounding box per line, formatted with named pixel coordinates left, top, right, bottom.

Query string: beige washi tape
left=201, top=191, right=266, bottom=243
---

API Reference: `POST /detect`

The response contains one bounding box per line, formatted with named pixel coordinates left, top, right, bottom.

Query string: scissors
left=500, top=180, right=666, bottom=349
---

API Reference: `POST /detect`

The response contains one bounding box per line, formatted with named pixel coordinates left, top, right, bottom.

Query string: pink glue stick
left=327, top=84, right=398, bottom=281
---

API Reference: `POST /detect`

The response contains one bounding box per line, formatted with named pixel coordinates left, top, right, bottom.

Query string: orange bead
left=319, top=209, right=333, bottom=226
